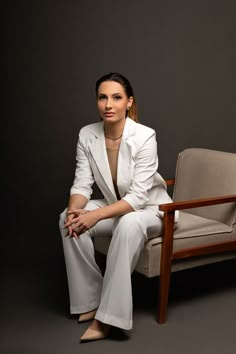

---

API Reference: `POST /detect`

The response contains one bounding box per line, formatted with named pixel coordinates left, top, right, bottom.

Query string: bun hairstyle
left=96, top=73, right=138, bottom=122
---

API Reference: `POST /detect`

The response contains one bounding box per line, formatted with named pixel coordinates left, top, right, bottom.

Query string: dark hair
left=96, top=73, right=138, bottom=122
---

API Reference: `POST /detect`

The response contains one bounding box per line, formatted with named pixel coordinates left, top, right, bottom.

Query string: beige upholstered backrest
left=173, top=148, right=236, bottom=227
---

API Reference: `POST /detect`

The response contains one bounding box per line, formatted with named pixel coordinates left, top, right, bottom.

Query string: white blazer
left=70, top=117, right=173, bottom=217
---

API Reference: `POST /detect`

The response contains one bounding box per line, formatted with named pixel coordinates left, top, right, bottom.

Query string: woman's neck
left=104, top=119, right=126, bottom=140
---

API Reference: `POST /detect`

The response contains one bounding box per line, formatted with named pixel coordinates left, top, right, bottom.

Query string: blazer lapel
left=88, top=123, right=117, bottom=199
left=117, top=118, right=136, bottom=198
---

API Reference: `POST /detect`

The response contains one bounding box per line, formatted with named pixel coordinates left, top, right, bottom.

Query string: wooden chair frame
left=157, top=179, right=236, bottom=324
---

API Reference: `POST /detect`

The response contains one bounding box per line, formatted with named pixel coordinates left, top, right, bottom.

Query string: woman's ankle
left=90, top=319, right=110, bottom=331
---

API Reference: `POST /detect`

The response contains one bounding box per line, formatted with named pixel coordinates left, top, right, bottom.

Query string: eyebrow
left=98, top=92, right=123, bottom=96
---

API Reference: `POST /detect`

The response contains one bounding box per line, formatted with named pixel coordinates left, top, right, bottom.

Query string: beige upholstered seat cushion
left=94, top=211, right=236, bottom=277
left=172, top=211, right=233, bottom=239
left=135, top=234, right=236, bottom=278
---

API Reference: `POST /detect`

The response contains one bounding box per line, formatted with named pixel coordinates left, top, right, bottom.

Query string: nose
left=105, top=98, right=112, bottom=110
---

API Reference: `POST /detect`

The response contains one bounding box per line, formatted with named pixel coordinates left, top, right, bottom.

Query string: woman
left=59, top=73, right=174, bottom=342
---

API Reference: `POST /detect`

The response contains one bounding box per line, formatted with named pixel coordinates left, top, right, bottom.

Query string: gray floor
left=1, top=258, right=236, bottom=354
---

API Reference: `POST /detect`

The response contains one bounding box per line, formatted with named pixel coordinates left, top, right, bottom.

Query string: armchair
left=94, top=148, right=236, bottom=324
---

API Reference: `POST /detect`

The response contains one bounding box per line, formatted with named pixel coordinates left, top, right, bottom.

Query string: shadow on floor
left=132, top=258, right=236, bottom=314
left=2, top=256, right=235, bottom=321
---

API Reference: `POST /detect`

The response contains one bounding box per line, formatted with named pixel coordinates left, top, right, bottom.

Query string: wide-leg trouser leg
left=59, top=200, right=113, bottom=314
left=95, top=209, right=163, bottom=330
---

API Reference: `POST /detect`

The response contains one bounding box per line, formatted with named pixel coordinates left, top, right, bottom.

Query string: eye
left=98, top=94, right=106, bottom=100
left=113, top=95, right=122, bottom=100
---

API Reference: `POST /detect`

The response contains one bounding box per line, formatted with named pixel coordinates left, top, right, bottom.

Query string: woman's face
left=97, top=81, right=133, bottom=124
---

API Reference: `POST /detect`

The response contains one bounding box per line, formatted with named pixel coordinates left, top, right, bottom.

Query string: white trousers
left=59, top=199, right=163, bottom=330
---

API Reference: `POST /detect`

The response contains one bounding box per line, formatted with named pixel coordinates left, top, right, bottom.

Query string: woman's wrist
left=92, top=208, right=104, bottom=222
left=68, top=194, right=88, bottom=211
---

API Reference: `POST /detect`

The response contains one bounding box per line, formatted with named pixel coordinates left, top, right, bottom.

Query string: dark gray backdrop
left=5, top=0, right=236, bottom=269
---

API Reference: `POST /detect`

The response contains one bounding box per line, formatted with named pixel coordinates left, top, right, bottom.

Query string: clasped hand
left=64, top=209, right=100, bottom=238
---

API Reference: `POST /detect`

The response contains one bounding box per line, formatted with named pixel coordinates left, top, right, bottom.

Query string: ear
left=127, top=96, right=134, bottom=108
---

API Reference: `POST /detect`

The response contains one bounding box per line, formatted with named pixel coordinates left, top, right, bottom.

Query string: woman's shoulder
left=126, top=117, right=156, bottom=138
left=79, top=121, right=103, bottom=138
left=136, top=122, right=155, bottom=135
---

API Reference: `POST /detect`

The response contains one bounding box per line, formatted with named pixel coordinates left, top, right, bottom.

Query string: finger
left=65, top=211, right=75, bottom=218
left=66, top=214, right=78, bottom=222
left=64, top=218, right=72, bottom=227
left=67, top=210, right=77, bottom=214
left=75, top=224, right=88, bottom=236
left=67, top=209, right=83, bottom=215
left=77, top=226, right=87, bottom=236
left=64, top=218, right=79, bottom=228
left=67, top=225, right=73, bottom=236
left=74, top=225, right=83, bottom=234
left=70, top=231, right=79, bottom=239
left=66, top=209, right=79, bottom=214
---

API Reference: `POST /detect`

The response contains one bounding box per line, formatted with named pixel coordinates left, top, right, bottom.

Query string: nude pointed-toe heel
left=80, top=325, right=110, bottom=343
left=78, top=309, right=97, bottom=323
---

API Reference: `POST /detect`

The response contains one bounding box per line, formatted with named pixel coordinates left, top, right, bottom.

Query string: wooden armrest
left=159, top=194, right=236, bottom=212
left=165, top=179, right=175, bottom=186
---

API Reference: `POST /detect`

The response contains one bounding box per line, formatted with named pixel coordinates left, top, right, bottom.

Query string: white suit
left=59, top=118, right=173, bottom=330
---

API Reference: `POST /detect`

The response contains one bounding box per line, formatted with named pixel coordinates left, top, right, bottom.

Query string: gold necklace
left=105, top=134, right=122, bottom=140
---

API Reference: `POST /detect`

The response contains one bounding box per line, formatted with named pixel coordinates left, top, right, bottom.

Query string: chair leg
left=156, top=211, right=175, bottom=324
left=157, top=255, right=172, bottom=323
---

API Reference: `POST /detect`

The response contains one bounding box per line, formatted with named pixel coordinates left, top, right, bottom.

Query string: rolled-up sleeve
left=70, top=131, right=94, bottom=200
left=122, top=132, right=158, bottom=210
